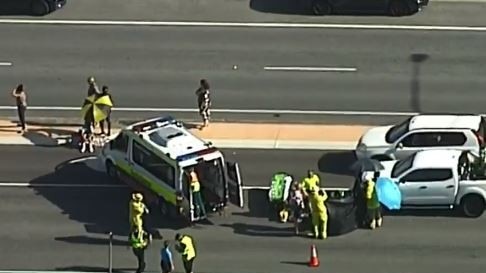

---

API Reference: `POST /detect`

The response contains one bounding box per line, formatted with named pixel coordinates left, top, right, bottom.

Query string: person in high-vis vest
left=129, top=193, right=149, bottom=232
left=130, top=228, right=152, bottom=273
left=365, top=174, right=383, bottom=229
left=301, top=170, right=320, bottom=195
left=175, top=233, right=197, bottom=273
left=189, top=168, right=206, bottom=218
left=309, top=188, right=328, bottom=239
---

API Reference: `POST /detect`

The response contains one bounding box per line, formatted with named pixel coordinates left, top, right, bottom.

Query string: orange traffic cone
left=309, top=244, right=320, bottom=267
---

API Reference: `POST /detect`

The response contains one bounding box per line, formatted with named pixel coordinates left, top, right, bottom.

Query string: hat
left=132, top=193, right=143, bottom=201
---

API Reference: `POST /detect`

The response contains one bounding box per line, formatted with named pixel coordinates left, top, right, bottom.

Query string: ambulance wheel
left=106, top=160, right=119, bottom=181
left=461, top=194, right=485, bottom=218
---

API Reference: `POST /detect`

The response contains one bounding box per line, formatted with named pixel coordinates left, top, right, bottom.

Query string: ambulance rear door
left=226, top=162, right=244, bottom=208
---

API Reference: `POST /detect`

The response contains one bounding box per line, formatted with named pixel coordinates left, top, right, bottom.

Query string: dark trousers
left=17, top=105, right=26, bottom=130
left=100, top=116, right=111, bottom=135
left=132, top=247, right=146, bottom=273
left=182, top=257, right=195, bottom=273
left=193, top=191, right=206, bottom=217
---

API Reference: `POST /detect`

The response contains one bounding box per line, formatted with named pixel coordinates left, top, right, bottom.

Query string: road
left=0, top=146, right=485, bottom=273
left=1, top=24, right=486, bottom=118
left=2, top=0, right=486, bottom=27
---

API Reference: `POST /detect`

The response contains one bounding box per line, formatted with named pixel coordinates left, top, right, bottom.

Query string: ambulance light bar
left=132, top=116, right=177, bottom=133
left=176, top=147, right=218, bottom=162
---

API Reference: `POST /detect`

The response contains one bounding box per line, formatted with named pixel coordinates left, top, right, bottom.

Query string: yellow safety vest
left=366, top=180, right=380, bottom=209
left=310, top=192, right=328, bottom=215
left=130, top=231, right=148, bottom=249
left=180, top=235, right=196, bottom=260
left=190, top=171, right=201, bottom=192
left=301, top=174, right=320, bottom=192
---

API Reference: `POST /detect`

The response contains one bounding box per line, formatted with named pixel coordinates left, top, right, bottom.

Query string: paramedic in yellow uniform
left=301, top=170, right=320, bottom=195
left=309, top=188, right=328, bottom=239
left=365, top=176, right=383, bottom=229
left=129, top=193, right=149, bottom=231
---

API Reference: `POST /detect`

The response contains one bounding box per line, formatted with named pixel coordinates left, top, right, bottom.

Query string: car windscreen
left=391, top=154, right=416, bottom=178
left=385, top=118, right=411, bottom=143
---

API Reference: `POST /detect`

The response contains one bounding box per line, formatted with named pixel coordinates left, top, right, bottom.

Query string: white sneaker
left=88, top=143, right=95, bottom=153
left=80, top=143, right=87, bottom=153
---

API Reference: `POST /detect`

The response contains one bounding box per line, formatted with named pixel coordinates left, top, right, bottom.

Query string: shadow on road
left=281, top=261, right=309, bottom=266
left=56, top=266, right=132, bottom=273
left=409, top=53, right=429, bottom=112
left=220, top=222, right=295, bottom=237
left=318, top=151, right=356, bottom=176
left=55, top=235, right=129, bottom=246
left=233, top=189, right=271, bottom=218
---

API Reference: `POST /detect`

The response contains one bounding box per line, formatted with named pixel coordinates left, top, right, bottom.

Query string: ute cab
left=99, top=116, right=244, bottom=222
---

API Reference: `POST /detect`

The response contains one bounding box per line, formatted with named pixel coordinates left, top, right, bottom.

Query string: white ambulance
left=99, top=116, right=244, bottom=222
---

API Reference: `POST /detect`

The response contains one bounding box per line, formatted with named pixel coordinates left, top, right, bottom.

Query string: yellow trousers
left=311, top=212, right=328, bottom=239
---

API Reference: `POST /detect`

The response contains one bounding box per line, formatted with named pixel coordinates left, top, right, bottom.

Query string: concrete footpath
left=0, top=120, right=369, bottom=150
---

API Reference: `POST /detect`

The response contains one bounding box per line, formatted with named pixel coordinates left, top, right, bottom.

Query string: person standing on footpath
left=160, top=240, right=175, bottom=273
left=129, top=228, right=152, bottom=273
left=195, top=79, right=211, bottom=129
left=175, top=233, right=196, bottom=273
left=87, top=76, right=101, bottom=96
left=100, top=85, right=113, bottom=136
left=11, top=84, right=27, bottom=133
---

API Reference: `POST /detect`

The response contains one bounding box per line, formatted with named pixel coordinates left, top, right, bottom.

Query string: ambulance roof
left=125, top=116, right=217, bottom=160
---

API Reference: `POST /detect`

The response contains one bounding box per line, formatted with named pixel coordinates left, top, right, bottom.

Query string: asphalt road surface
left=0, top=25, right=486, bottom=117
left=0, top=146, right=485, bottom=273
left=2, top=0, right=486, bottom=27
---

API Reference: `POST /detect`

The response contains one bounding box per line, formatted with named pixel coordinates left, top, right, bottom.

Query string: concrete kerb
left=0, top=119, right=368, bottom=149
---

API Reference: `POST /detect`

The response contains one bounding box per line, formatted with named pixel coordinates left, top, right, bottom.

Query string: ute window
left=386, top=118, right=411, bottom=143
left=391, top=154, right=415, bottom=178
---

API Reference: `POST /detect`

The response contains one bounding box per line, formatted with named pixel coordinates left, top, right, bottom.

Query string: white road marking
left=264, top=66, right=357, bottom=72
left=0, top=182, right=127, bottom=188
left=66, top=155, right=98, bottom=164
left=0, top=105, right=418, bottom=116
left=0, top=62, right=12, bottom=66
left=0, top=19, right=485, bottom=32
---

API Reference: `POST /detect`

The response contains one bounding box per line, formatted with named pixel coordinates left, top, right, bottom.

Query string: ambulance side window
left=112, top=133, right=128, bottom=153
left=132, top=141, right=176, bottom=188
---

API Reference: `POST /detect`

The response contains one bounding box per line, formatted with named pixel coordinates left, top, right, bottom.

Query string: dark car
left=1, top=0, right=66, bottom=16
left=311, top=0, right=429, bottom=16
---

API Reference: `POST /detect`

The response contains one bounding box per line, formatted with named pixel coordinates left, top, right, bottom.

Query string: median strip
left=0, top=119, right=369, bottom=149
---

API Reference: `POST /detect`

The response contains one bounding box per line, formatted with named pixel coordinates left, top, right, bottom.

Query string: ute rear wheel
left=461, top=194, right=485, bottom=218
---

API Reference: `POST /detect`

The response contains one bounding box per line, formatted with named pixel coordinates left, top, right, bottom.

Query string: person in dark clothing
left=11, top=84, right=27, bottom=133
left=100, top=85, right=113, bottom=136
left=195, top=79, right=211, bottom=129
left=87, top=76, right=101, bottom=96
left=160, top=240, right=175, bottom=273
left=130, top=228, right=152, bottom=273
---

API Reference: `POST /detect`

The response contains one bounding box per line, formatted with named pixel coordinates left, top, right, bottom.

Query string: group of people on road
left=269, top=170, right=328, bottom=239
left=128, top=192, right=198, bottom=273
left=270, top=169, right=385, bottom=239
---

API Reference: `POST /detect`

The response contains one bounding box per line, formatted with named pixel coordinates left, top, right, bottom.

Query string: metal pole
left=108, top=232, right=113, bottom=273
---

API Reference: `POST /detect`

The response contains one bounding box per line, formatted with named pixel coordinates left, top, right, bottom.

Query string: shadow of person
left=220, top=222, right=294, bottom=237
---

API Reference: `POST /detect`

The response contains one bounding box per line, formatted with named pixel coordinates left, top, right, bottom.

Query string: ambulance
left=99, top=116, right=244, bottom=222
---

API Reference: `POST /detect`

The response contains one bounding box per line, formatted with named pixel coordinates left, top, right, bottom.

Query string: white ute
left=363, top=149, right=486, bottom=217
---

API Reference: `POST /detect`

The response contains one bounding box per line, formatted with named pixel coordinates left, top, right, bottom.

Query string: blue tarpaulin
left=376, top=177, right=402, bottom=210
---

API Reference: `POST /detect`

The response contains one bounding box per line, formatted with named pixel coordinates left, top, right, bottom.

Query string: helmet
left=87, top=76, right=95, bottom=84
left=132, top=193, right=143, bottom=201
